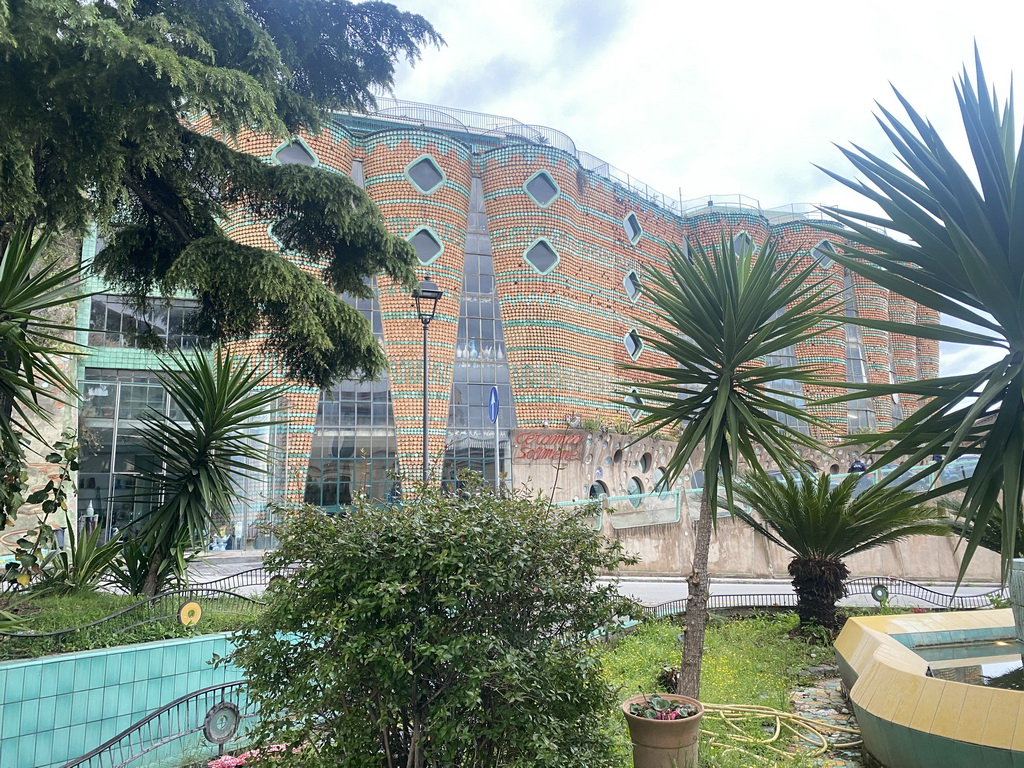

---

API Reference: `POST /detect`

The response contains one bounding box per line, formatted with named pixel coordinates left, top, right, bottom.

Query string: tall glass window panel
left=306, top=281, right=397, bottom=508
left=763, top=309, right=809, bottom=435
left=844, top=270, right=877, bottom=433
left=88, top=295, right=200, bottom=350
left=446, top=176, right=517, bottom=485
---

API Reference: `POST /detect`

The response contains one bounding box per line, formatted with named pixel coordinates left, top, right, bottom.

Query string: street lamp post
left=413, top=279, right=443, bottom=483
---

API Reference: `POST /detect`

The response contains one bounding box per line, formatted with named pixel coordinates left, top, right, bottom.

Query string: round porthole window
left=627, top=476, right=644, bottom=507
left=640, top=452, right=653, bottom=473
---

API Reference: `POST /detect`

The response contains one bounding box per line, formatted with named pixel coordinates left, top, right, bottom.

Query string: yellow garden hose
left=698, top=702, right=862, bottom=762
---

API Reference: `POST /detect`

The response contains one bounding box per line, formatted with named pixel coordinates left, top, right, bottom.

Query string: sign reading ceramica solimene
left=512, top=430, right=584, bottom=461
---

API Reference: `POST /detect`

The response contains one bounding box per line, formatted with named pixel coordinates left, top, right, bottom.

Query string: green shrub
left=229, top=481, right=636, bottom=768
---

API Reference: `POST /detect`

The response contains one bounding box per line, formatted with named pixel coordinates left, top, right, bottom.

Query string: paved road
left=192, top=551, right=1002, bottom=609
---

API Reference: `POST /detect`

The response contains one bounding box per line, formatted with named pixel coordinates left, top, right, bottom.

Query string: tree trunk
left=141, top=546, right=166, bottom=597
left=677, top=491, right=713, bottom=699
left=790, top=557, right=849, bottom=632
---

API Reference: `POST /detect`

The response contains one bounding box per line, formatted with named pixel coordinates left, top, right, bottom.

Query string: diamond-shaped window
left=274, top=140, right=317, bottom=166
left=624, top=329, right=643, bottom=359
left=524, top=170, right=559, bottom=207
left=625, top=389, right=643, bottom=420
left=623, top=271, right=641, bottom=301
left=733, top=231, right=754, bottom=258
left=623, top=212, right=643, bottom=244
left=408, top=227, right=443, bottom=265
left=406, top=155, right=445, bottom=194
left=524, top=239, right=559, bottom=274
left=812, top=240, right=836, bottom=269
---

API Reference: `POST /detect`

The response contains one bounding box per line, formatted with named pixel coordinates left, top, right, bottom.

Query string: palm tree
left=817, top=51, right=1024, bottom=579
left=130, top=347, right=287, bottom=595
left=623, top=233, right=836, bottom=698
left=733, top=471, right=950, bottom=630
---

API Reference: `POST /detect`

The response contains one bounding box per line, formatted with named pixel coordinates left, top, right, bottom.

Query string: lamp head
left=414, top=279, right=443, bottom=323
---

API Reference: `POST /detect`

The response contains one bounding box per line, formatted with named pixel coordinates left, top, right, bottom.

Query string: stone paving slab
left=790, top=677, right=864, bottom=767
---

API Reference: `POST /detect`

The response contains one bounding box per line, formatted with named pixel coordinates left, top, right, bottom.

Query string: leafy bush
left=229, top=481, right=636, bottom=768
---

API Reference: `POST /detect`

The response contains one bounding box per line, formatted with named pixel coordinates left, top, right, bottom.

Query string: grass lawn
left=0, top=591, right=255, bottom=660
left=600, top=613, right=830, bottom=767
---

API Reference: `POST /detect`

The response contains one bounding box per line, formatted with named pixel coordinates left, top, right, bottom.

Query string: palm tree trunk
left=790, top=557, right=849, bottom=631
left=142, top=546, right=166, bottom=597
left=677, top=491, right=712, bottom=699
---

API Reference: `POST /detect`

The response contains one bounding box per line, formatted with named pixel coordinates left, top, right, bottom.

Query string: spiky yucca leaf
left=0, top=228, right=86, bottom=452
left=621, top=233, right=839, bottom=515
left=816, top=51, right=1024, bottom=580
left=129, top=347, right=287, bottom=594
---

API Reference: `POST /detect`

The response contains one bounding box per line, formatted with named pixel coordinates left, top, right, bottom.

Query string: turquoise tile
left=40, top=666, right=58, bottom=697
left=0, top=703, right=21, bottom=739
left=70, top=690, right=92, bottom=725
left=55, top=661, right=76, bottom=695
left=21, top=666, right=41, bottom=700
left=119, top=652, right=137, bottom=683
left=54, top=693, right=75, bottom=729
left=3, top=666, right=25, bottom=700
left=88, top=688, right=108, bottom=722
left=17, top=737, right=36, bottom=768
left=18, top=698, right=38, bottom=733
left=88, top=657, right=106, bottom=690
left=103, top=654, right=121, bottom=685
left=146, top=678, right=163, bottom=709
left=115, top=691, right=135, bottom=716
left=67, top=723, right=89, bottom=759
left=33, top=734, right=52, bottom=768
left=49, top=726, right=71, bottom=762
left=37, top=696, right=56, bottom=731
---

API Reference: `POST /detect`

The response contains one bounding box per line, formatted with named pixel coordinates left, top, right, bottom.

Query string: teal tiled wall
left=0, top=633, right=242, bottom=768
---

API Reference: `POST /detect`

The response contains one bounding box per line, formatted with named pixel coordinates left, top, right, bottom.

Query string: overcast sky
left=389, top=0, right=1023, bottom=378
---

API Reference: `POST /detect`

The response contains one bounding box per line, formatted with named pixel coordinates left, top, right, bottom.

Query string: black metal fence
left=60, top=682, right=254, bottom=768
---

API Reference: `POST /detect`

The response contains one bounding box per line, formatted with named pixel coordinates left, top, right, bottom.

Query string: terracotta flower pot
left=621, top=693, right=704, bottom=768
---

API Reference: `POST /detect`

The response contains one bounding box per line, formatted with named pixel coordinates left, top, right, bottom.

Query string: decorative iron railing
left=60, top=682, right=254, bottom=768
left=637, top=577, right=1009, bottom=620
left=0, top=588, right=261, bottom=651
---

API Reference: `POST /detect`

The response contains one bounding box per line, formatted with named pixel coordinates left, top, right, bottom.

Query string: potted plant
left=621, top=693, right=703, bottom=768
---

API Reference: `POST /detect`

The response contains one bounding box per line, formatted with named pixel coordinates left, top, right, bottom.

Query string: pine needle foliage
left=0, top=0, right=442, bottom=387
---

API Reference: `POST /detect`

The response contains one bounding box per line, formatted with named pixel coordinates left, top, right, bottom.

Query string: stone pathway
left=790, top=676, right=864, bottom=767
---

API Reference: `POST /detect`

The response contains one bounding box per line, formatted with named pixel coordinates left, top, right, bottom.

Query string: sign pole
left=488, top=385, right=500, bottom=493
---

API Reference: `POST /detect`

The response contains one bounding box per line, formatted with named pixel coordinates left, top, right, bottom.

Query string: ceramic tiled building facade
left=76, top=101, right=938, bottom=528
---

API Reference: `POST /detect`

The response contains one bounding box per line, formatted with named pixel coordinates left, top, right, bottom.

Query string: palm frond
left=0, top=228, right=88, bottom=450
left=130, top=347, right=288, bottom=551
left=619, top=233, right=839, bottom=514
left=733, top=471, right=950, bottom=562
left=816, top=52, right=1024, bottom=580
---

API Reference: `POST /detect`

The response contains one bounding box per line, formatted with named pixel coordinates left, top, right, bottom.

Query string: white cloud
left=388, top=0, right=1024, bottom=376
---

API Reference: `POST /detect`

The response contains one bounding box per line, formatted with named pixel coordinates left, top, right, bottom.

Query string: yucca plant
left=0, top=226, right=86, bottom=530
left=818, top=51, right=1024, bottom=580
left=621, top=233, right=837, bottom=698
left=108, top=535, right=193, bottom=596
left=0, top=227, right=84, bottom=448
left=734, top=471, right=950, bottom=630
left=32, top=513, right=124, bottom=596
left=129, top=347, right=287, bottom=596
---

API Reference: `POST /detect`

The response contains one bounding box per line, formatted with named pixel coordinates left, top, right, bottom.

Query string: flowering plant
left=627, top=694, right=699, bottom=721
left=208, top=745, right=289, bottom=767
